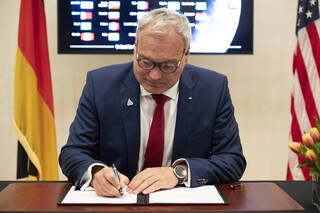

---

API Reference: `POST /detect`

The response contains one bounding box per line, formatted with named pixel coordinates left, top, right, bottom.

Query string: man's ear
left=133, top=43, right=137, bottom=55
left=185, top=46, right=190, bottom=55
left=184, top=46, right=190, bottom=63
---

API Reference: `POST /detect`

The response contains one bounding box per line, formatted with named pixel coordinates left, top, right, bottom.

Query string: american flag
left=287, top=0, right=320, bottom=180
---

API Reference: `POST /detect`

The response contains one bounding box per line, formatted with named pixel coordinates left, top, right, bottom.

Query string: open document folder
left=58, top=185, right=227, bottom=205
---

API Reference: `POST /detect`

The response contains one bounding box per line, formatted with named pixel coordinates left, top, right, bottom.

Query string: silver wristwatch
left=173, top=165, right=187, bottom=185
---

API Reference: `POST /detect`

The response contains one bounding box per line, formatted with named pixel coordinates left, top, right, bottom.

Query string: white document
left=60, top=185, right=225, bottom=205
left=61, top=186, right=137, bottom=204
left=150, top=185, right=225, bottom=204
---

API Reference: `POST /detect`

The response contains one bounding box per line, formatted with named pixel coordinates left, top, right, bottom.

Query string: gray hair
left=135, top=8, right=191, bottom=50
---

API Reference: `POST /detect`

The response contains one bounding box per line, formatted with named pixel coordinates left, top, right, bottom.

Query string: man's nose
left=148, top=65, right=162, bottom=80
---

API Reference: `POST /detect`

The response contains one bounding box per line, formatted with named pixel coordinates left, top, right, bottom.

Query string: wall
left=0, top=0, right=297, bottom=180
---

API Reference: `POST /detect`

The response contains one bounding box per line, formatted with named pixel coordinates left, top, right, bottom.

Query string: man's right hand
left=90, top=166, right=129, bottom=197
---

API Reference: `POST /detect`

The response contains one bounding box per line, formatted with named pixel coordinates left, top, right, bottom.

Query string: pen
left=112, top=163, right=124, bottom=197
left=229, top=183, right=243, bottom=190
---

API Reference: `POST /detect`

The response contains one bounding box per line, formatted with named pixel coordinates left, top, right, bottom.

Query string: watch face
left=175, top=165, right=186, bottom=178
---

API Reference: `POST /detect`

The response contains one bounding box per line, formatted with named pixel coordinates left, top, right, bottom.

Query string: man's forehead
left=138, top=24, right=181, bottom=40
left=137, top=32, right=184, bottom=49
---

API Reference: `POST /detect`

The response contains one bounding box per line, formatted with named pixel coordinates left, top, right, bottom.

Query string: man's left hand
left=127, top=167, right=178, bottom=194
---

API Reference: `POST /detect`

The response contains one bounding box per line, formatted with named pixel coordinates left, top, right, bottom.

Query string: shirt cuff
left=172, top=158, right=191, bottom=187
left=79, top=163, right=106, bottom=191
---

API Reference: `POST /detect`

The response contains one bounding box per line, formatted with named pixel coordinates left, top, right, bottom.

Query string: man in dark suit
left=59, top=8, right=246, bottom=197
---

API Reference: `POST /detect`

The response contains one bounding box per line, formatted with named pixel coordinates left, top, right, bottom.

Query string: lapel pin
left=127, top=99, right=134, bottom=106
left=188, top=96, right=192, bottom=100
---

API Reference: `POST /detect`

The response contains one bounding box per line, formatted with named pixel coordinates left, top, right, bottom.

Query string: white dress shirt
left=137, top=81, right=179, bottom=172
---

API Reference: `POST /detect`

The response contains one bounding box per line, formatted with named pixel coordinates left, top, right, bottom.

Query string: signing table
left=0, top=181, right=316, bottom=212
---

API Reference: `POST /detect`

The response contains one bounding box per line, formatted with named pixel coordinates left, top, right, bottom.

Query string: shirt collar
left=140, top=80, right=179, bottom=100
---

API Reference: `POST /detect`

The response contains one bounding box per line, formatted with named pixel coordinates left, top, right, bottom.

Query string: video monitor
left=58, top=0, right=253, bottom=54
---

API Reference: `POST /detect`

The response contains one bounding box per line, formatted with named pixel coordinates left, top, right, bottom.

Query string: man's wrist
left=172, top=158, right=191, bottom=187
left=80, top=163, right=106, bottom=191
left=92, top=165, right=105, bottom=176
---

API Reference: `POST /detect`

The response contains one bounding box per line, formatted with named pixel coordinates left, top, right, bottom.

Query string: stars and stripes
left=287, top=0, right=320, bottom=180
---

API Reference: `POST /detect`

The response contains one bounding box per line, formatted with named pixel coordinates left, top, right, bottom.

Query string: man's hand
left=90, top=166, right=129, bottom=197
left=127, top=167, right=178, bottom=194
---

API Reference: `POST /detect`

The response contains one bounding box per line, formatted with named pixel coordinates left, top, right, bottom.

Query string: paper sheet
left=149, top=185, right=225, bottom=204
left=61, top=186, right=137, bottom=204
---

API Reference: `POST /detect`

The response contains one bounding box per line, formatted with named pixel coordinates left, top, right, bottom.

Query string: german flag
left=14, top=0, right=58, bottom=180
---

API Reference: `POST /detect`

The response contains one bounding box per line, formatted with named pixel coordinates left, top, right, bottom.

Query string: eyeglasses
left=135, top=50, right=185, bottom=74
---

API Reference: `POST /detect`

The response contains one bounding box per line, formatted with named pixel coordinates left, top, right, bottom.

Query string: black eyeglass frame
left=135, top=48, right=186, bottom=74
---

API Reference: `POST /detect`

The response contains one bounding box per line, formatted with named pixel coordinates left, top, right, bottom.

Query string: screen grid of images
left=58, top=0, right=253, bottom=54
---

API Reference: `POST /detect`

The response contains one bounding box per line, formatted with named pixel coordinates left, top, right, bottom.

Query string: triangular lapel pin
left=127, top=98, right=134, bottom=106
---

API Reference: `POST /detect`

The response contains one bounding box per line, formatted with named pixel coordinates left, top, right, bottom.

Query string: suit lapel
left=172, top=67, right=195, bottom=161
left=120, top=68, right=141, bottom=178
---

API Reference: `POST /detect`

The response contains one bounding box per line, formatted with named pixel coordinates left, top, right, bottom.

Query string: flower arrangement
left=288, top=117, right=320, bottom=175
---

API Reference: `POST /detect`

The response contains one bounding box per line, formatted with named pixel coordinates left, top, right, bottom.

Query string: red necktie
left=143, top=94, right=168, bottom=169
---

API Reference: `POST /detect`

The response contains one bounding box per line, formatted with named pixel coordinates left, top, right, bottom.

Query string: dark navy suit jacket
left=59, top=62, right=246, bottom=187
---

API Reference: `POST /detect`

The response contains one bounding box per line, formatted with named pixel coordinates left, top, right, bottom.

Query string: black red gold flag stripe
left=14, top=0, right=58, bottom=180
